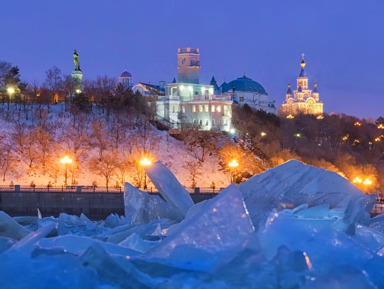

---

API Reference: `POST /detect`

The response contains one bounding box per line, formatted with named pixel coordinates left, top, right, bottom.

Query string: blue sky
left=1, top=0, right=383, bottom=118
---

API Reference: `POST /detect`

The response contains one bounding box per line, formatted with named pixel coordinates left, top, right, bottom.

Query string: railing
left=0, top=185, right=222, bottom=195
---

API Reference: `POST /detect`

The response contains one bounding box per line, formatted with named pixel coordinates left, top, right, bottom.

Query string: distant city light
left=260, top=132, right=267, bottom=137
left=286, top=114, right=294, bottom=119
left=316, top=115, right=324, bottom=119
left=353, top=177, right=372, bottom=185
left=230, top=128, right=236, bottom=134
left=294, top=133, right=301, bottom=138
left=354, top=121, right=362, bottom=127
left=378, top=124, right=384, bottom=129
left=76, top=89, right=81, bottom=94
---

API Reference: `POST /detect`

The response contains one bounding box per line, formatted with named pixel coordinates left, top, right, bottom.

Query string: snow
left=1, top=160, right=384, bottom=288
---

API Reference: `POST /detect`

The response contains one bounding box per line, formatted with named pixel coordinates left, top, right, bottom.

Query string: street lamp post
left=7, top=87, right=15, bottom=111
left=60, top=155, right=73, bottom=186
left=139, top=157, right=152, bottom=190
left=228, top=159, right=239, bottom=184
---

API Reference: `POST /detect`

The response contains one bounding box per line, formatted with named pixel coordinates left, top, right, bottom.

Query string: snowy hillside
left=0, top=104, right=231, bottom=188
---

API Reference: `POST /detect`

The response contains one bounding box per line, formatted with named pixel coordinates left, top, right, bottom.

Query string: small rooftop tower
left=177, top=47, right=200, bottom=84
left=119, top=70, right=132, bottom=88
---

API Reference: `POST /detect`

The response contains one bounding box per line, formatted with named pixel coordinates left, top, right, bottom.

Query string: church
left=155, top=48, right=232, bottom=132
left=280, top=55, right=323, bottom=116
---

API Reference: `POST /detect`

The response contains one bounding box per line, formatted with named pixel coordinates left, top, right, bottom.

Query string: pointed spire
left=313, top=82, right=318, bottom=93
left=298, top=82, right=303, bottom=92
left=299, top=53, right=306, bottom=77
left=286, top=83, right=292, bottom=95
left=210, top=76, right=219, bottom=92
left=301, top=53, right=306, bottom=68
left=172, top=77, right=176, bottom=83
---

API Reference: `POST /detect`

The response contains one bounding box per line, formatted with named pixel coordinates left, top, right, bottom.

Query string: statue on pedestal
left=73, top=50, right=81, bottom=71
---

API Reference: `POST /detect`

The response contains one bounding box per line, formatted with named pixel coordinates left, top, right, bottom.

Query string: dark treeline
left=232, top=104, right=384, bottom=193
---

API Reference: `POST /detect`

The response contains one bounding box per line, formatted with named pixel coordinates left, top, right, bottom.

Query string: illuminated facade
left=281, top=55, right=323, bottom=115
left=156, top=48, right=232, bottom=132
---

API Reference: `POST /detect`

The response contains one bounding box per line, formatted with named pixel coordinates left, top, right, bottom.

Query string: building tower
left=280, top=54, right=323, bottom=116
left=177, top=47, right=200, bottom=84
left=119, top=70, right=133, bottom=89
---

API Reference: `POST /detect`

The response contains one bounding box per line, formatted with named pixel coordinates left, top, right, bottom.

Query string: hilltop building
left=155, top=48, right=232, bottom=132
left=281, top=55, right=323, bottom=116
left=221, top=75, right=276, bottom=113
left=132, top=81, right=165, bottom=96
left=119, top=70, right=133, bottom=89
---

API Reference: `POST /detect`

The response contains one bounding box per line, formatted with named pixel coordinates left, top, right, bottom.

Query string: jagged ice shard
left=144, top=160, right=194, bottom=217
left=145, top=184, right=255, bottom=271
left=2, top=160, right=384, bottom=287
left=239, top=160, right=376, bottom=231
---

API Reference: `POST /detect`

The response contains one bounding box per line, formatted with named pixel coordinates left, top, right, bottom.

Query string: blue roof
left=221, top=75, right=267, bottom=95
left=299, top=68, right=306, bottom=77
left=120, top=70, right=132, bottom=78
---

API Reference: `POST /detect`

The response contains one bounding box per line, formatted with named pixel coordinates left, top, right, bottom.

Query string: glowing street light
left=354, top=121, right=362, bottom=127
left=139, top=157, right=152, bottom=189
left=378, top=124, right=384, bottom=129
left=294, top=133, right=301, bottom=138
left=260, top=132, right=267, bottom=137
left=7, top=87, right=15, bottom=95
left=316, top=115, right=324, bottom=120
left=75, top=89, right=81, bottom=94
left=60, top=155, right=73, bottom=186
left=286, top=114, right=294, bottom=119
left=7, top=87, right=15, bottom=110
left=228, top=159, right=239, bottom=183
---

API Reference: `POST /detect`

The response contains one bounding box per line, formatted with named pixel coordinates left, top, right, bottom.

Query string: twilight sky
left=1, top=0, right=383, bottom=119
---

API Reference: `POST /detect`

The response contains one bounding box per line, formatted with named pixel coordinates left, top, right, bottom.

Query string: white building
left=119, top=70, right=133, bottom=89
left=156, top=48, right=232, bottom=132
left=281, top=55, right=323, bottom=116
left=221, top=74, right=276, bottom=114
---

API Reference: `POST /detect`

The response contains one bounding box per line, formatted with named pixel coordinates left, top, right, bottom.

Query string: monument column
left=71, top=49, right=83, bottom=96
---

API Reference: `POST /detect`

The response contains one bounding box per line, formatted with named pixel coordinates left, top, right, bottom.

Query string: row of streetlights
left=59, top=155, right=153, bottom=188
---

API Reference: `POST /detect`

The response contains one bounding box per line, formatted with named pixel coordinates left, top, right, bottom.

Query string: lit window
left=192, top=105, right=196, bottom=112
left=182, top=106, right=185, bottom=113
left=205, top=120, right=209, bottom=126
left=217, top=105, right=221, bottom=112
left=211, top=105, right=215, bottom=112
left=212, top=119, right=216, bottom=126
left=205, top=105, right=209, bottom=112
left=199, top=119, right=202, bottom=126
left=199, top=105, right=203, bottom=112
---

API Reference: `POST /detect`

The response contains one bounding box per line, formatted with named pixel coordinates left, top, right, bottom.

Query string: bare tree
left=89, top=151, right=118, bottom=187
